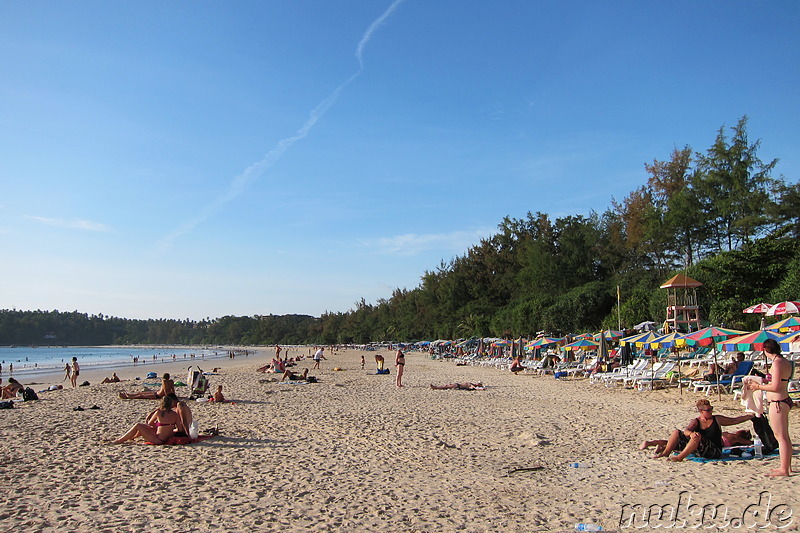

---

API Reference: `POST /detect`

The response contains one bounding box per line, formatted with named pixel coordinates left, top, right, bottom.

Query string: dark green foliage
left=0, top=117, right=796, bottom=345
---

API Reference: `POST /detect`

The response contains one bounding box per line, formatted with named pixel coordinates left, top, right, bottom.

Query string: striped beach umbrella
left=779, top=332, right=800, bottom=353
left=718, top=330, right=783, bottom=351
left=526, top=337, right=563, bottom=349
left=764, top=317, right=800, bottom=332
left=766, top=301, right=800, bottom=316
left=619, top=331, right=661, bottom=347
left=562, top=338, right=599, bottom=351
left=647, top=332, right=686, bottom=349
left=743, top=303, right=772, bottom=314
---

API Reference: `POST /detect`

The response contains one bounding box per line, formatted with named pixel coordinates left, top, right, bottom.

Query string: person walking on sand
left=70, top=357, right=80, bottom=388
left=312, top=347, right=326, bottom=370
left=361, top=355, right=365, bottom=370
left=63, top=362, right=71, bottom=382
left=747, top=338, right=793, bottom=477
left=395, top=349, right=405, bottom=388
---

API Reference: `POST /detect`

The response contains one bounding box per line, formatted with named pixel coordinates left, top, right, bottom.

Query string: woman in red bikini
left=748, top=338, right=793, bottom=477
left=112, top=395, right=181, bottom=445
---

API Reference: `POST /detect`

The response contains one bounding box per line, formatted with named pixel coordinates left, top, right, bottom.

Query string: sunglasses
left=698, top=407, right=713, bottom=412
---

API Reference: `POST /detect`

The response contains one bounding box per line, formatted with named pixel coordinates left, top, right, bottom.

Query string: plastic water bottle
left=569, top=462, right=590, bottom=468
left=753, top=436, right=763, bottom=459
left=575, top=523, right=603, bottom=531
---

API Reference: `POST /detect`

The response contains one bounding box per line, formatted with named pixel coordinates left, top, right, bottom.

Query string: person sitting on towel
left=640, top=398, right=754, bottom=461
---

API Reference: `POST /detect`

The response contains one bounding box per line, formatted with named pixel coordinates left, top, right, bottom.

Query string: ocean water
left=0, top=346, right=235, bottom=378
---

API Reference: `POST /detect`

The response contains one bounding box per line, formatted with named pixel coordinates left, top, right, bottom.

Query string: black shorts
left=677, top=432, right=722, bottom=459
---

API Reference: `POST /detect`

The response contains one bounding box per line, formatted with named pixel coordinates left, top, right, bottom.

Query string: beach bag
left=751, top=416, right=778, bottom=455
left=146, top=372, right=158, bottom=379
left=22, top=388, right=39, bottom=401
left=0, top=401, right=13, bottom=409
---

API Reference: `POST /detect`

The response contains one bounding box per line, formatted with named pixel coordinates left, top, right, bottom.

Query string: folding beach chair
left=187, top=366, right=209, bottom=398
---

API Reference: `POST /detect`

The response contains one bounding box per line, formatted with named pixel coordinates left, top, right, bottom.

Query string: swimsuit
left=768, top=397, right=794, bottom=413
left=154, top=422, right=175, bottom=428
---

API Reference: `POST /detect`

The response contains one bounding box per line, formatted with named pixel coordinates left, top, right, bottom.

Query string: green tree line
left=1, top=117, right=797, bottom=346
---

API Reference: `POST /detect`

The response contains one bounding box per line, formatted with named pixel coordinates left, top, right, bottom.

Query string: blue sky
left=1, top=1, right=798, bottom=321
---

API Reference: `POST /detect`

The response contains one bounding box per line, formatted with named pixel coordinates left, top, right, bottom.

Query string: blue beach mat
left=687, top=448, right=777, bottom=463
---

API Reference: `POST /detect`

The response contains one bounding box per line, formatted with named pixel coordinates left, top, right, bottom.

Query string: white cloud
left=360, top=228, right=493, bottom=256
left=25, top=215, right=112, bottom=232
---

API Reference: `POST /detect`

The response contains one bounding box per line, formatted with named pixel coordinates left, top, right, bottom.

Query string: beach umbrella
left=718, top=330, right=783, bottom=352
left=526, top=337, right=563, bottom=348
left=683, top=326, right=747, bottom=400
left=594, top=330, right=623, bottom=341
left=492, top=339, right=512, bottom=346
left=766, top=301, right=800, bottom=316
left=764, top=317, right=800, bottom=332
left=562, top=338, right=599, bottom=351
left=619, top=331, right=661, bottom=348
left=647, top=332, right=686, bottom=349
left=743, top=303, right=773, bottom=314
left=779, top=332, right=800, bottom=353
left=633, top=321, right=657, bottom=332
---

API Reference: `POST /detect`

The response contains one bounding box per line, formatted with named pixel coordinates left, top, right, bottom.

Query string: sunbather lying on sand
left=101, top=373, right=121, bottom=384
left=119, top=373, right=175, bottom=399
left=280, top=368, right=309, bottom=382
left=430, top=382, right=485, bottom=390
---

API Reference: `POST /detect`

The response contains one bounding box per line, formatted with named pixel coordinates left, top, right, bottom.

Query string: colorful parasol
left=718, top=330, right=783, bottom=351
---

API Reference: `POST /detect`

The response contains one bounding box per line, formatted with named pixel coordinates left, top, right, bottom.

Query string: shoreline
left=8, top=346, right=274, bottom=390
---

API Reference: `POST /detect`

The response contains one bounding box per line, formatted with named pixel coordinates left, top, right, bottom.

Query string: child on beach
left=211, top=385, right=225, bottom=402
left=361, top=355, right=365, bottom=370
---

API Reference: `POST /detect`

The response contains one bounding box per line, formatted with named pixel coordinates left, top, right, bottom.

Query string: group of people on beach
left=62, top=357, right=80, bottom=388
left=642, top=339, right=793, bottom=477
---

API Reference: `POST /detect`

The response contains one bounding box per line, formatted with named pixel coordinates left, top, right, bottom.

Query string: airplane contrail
left=157, top=0, right=405, bottom=251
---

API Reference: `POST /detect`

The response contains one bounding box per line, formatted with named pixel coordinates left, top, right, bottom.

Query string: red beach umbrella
left=742, top=303, right=772, bottom=314
left=766, top=301, right=800, bottom=316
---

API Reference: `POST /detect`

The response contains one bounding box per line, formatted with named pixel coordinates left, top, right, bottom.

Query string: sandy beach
left=2, top=348, right=798, bottom=532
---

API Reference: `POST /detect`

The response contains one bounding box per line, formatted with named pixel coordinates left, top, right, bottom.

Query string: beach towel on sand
left=687, top=447, right=776, bottom=463
left=145, top=435, right=215, bottom=446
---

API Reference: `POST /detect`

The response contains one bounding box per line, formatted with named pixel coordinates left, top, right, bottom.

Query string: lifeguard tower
left=660, top=274, right=703, bottom=333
